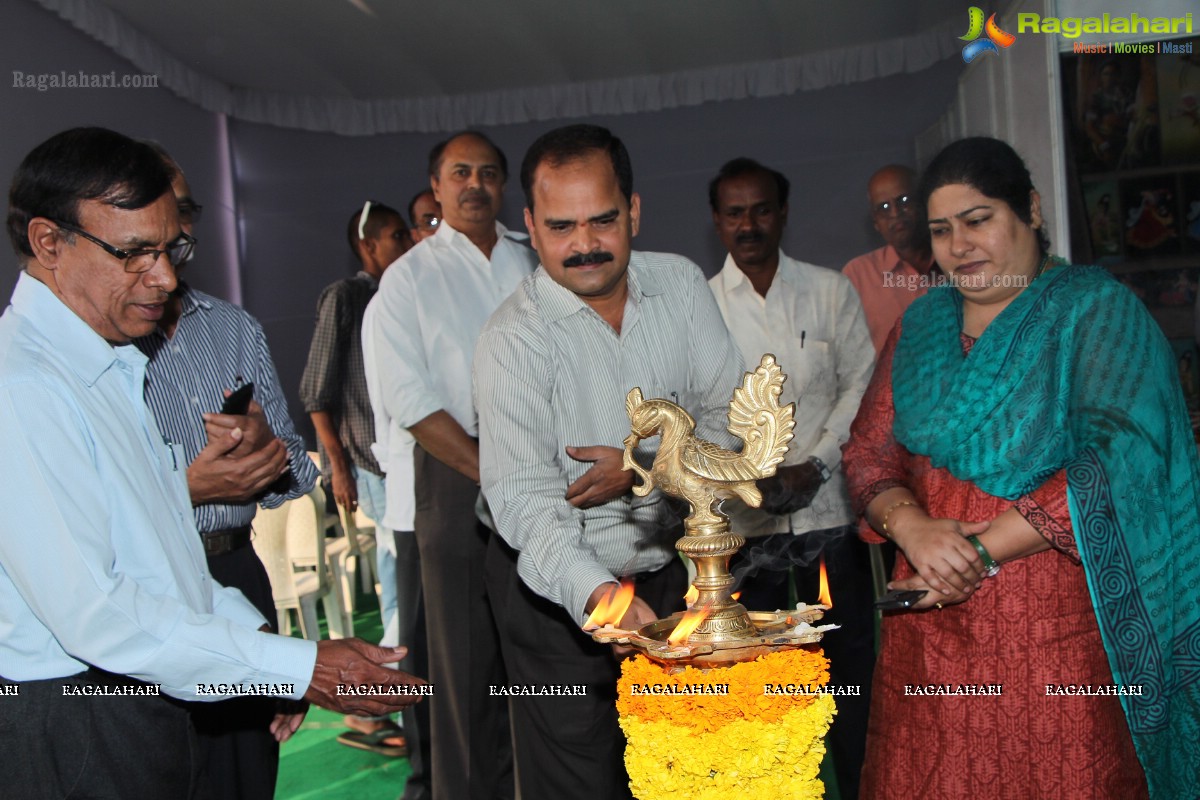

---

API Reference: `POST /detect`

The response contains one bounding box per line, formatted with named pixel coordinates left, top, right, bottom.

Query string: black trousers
left=393, top=529, right=431, bottom=800
left=413, top=445, right=512, bottom=800
left=189, top=543, right=280, bottom=800
left=730, top=526, right=876, bottom=800
left=486, top=535, right=686, bottom=800
left=0, top=671, right=205, bottom=800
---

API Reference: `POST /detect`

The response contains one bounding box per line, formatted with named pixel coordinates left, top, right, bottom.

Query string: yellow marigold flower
left=619, top=696, right=835, bottom=799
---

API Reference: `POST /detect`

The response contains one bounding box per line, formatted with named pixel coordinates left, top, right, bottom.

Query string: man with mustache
left=474, top=124, right=744, bottom=799
left=366, top=131, right=535, bottom=800
left=707, top=157, right=875, bottom=800
left=842, top=164, right=937, bottom=354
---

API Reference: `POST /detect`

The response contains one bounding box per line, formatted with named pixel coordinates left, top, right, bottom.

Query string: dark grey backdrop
left=1, top=0, right=963, bottom=446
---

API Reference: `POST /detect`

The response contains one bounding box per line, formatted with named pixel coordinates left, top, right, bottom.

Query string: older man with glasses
left=0, top=127, right=427, bottom=800
left=841, top=164, right=939, bottom=354
left=407, top=189, right=441, bottom=244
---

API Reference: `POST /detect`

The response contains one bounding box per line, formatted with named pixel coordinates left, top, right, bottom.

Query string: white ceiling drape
left=36, top=0, right=962, bottom=134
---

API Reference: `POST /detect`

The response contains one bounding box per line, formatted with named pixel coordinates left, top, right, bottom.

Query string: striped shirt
left=474, top=252, right=745, bottom=623
left=135, top=285, right=318, bottom=532
left=299, top=271, right=381, bottom=479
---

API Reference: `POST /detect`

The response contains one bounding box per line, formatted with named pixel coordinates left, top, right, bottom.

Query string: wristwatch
left=967, top=535, right=1001, bottom=578
left=808, top=456, right=832, bottom=483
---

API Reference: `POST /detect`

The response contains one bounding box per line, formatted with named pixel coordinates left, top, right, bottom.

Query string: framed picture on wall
left=1122, top=177, right=1180, bottom=259
left=1082, top=179, right=1122, bottom=261
left=1183, top=172, right=1200, bottom=253
left=1170, top=338, right=1200, bottom=411
left=1062, top=39, right=1200, bottom=349
left=1064, top=54, right=1161, bottom=173
left=1157, top=37, right=1200, bottom=166
left=1117, top=269, right=1197, bottom=341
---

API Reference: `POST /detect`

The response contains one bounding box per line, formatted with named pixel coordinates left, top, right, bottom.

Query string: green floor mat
left=275, top=575, right=412, bottom=799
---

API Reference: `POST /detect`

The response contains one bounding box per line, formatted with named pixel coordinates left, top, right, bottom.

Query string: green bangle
left=967, top=535, right=1001, bottom=578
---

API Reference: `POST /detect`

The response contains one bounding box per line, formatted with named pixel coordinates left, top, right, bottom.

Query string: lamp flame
left=731, top=591, right=742, bottom=602
left=583, top=579, right=635, bottom=630
left=683, top=585, right=699, bottom=608
left=667, top=605, right=711, bottom=646
left=817, top=555, right=833, bottom=608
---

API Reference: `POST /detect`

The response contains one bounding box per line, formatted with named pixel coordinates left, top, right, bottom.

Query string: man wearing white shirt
left=366, top=131, right=535, bottom=800
left=362, top=298, right=430, bottom=800
left=707, top=157, right=875, bottom=800
left=0, top=127, right=424, bottom=799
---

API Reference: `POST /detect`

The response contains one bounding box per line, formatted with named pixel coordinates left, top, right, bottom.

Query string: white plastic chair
left=306, top=452, right=379, bottom=637
left=339, top=503, right=380, bottom=597
left=318, top=503, right=380, bottom=639
left=252, top=487, right=345, bottom=640
left=307, top=451, right=344, bottom=536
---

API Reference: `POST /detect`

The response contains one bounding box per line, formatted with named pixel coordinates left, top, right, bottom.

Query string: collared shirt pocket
left=780, top=337, right=835, bottom=403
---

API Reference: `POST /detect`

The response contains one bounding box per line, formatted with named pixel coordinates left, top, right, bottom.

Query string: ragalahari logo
left=960, top=7, right=1016, bottom=62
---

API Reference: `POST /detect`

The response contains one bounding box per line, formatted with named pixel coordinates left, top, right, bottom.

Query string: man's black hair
left=707, top=157, right=790, bottom=212
left=345, top=201, right=404, bottom=260
left=8, top=127, right=173, bottom=259
left=519, top=124, right=633, bottom=211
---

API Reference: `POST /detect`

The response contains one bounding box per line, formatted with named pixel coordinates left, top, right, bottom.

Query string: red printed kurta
left=844, top=326, right=1147, bottom=799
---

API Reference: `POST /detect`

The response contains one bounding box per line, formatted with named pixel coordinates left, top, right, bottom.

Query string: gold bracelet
left=880, top=499, right=918, bottom=538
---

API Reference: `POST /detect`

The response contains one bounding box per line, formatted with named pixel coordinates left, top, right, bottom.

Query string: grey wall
left=233, top=60, right=962, bottom=444
left=0, top=0, right=241, bottom=304
left=3, top=0, right=963, bottom=448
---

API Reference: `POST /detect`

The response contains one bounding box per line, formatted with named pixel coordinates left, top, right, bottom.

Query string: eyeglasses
left=177, top=198, right=203, bottom=225
left=420, top=216, right=440, bottom=231
left=871, top=194, right=914, bottom=217
left=54, top=220, right=196, bottom=273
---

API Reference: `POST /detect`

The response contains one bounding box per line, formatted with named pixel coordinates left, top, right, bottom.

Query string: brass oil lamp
left=588, top=354, right=835, bottom=670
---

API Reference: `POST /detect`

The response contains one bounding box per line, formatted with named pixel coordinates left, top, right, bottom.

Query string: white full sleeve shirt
left=709, top=250, right=875, bottom=536
left=366, top=220, right=538, bottom=447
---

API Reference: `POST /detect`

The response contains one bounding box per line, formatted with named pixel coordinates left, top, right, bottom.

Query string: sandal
left=336, top=728, right=408, bottom=757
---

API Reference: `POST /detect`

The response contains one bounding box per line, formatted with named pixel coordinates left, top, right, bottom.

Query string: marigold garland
left=617, top=648, right=836, bottom=799
left=621, top=699, right=834, bottom=800
left=617, top=648, right=831, bottom=734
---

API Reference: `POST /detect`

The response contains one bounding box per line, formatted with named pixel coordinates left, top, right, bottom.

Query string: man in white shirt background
left=366, top=131, right=537, bottom=800
left=707, top=157, right=876, bottom=800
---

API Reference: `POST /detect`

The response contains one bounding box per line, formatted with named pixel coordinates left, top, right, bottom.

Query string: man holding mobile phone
left=132, top=144, right=319, bottom=800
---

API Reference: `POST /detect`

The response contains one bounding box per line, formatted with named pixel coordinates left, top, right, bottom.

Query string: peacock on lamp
left=589, top=353, right=837, bottom=668
left=590, top=354, right=839, bottom=800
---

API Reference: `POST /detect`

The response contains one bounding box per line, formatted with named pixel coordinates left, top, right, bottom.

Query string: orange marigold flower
left=617, top=647, right=830, bottom=734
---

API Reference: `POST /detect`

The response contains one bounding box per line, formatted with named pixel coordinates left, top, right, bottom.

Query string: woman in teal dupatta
left=845, top=137, right=1200, bottom=799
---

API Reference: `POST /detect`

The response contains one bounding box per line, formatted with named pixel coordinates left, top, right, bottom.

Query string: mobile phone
left=873, top=589, right=927, bottom=610
left=220, top=382, right=255, bottom=415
